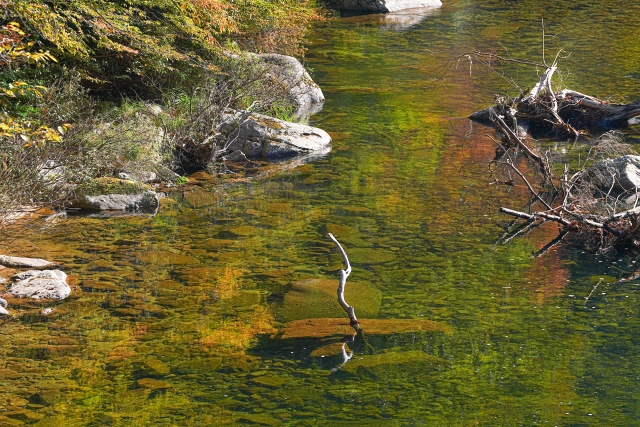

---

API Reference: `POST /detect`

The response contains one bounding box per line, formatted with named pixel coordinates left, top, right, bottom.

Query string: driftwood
left=451, top=46, right=640, bottom=253
left=328, top=233, right=360, bottom=330
left=470, top=60, right=640, bottom=137
left=493, top=129, right=640, bottom=252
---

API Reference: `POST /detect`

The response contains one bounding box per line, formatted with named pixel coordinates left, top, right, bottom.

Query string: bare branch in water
left=328, top=233, right=360, bottom=331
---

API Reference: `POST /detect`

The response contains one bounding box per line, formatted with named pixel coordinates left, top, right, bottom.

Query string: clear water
left=3, top=1, right=640, bottom=425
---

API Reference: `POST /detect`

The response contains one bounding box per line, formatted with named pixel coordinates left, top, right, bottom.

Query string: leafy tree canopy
left=2, top=0, right=319, bottom=89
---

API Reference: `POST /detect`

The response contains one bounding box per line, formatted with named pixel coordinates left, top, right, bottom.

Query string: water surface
left=2, top=1, right=640, bottom=425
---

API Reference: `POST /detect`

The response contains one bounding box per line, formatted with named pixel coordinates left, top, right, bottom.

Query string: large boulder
left=224, top=53, right=325, bottom=124
left=70, top=178, right=159, bottom=212
left=218, top=111, right=331, bottom=159
left=325, top=0, right=441, bottom=14
left=256, top=53, right=325, bottom=110
left=8, top=270, right=70, bottom=300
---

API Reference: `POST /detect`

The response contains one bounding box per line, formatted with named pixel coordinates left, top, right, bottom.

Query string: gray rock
left=118, top=171, right=157, bottom=183
left=587, top=155, right=640, bottom=193
left=0, top=255, right=56, bottom=269
left=326, top=0, right=441, bottom=13
left=375, top=6, right=441, bottom=30
left=224, top=150, right=249, bottom=162
left=219, top=111, right=331, bottom=159
left=39, top=160, right=66, bottom=184
left=8, top=270, right=70, bottom=300
left=0, top=298, right=8, bottom=315
left=256, top=53, right=325, bottom=109
left=72, top=191, right=159, bottom=212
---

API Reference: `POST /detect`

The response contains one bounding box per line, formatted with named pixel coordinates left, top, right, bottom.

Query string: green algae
left=281, top=278, right=382, bottom=322
left=341, top=350, right=450, bottom=375
left=75, top=177, right=152, bottom=197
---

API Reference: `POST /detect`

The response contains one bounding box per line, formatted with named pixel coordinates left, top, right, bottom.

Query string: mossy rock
left=76, top=177, right=152, bottom=196
left=143, top=357, right=170, bottom=375
left=137, top=378, right=173, bottom=390
left=281, top=278, right=381, bottom=322
left=71, top=178, right=158, bottom=211
left=275, top=318, right=453, bottom=340
left=341, top=350, right=450, bottom=375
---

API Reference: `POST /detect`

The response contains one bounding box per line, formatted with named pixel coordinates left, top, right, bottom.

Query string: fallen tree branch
left=489, top=109, right=555, bottom=183
left=328, top=233, right=360, bottom=331
left=499, top=207, right=572, bottom=226
left=500, top=159, right=552, bottom=210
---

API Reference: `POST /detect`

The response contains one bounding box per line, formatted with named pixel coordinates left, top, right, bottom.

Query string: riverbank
left=0, top=1, right=326, bottom=221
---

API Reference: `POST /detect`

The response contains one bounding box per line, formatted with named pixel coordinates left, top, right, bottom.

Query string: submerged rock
left=325, top=0, right=441, bottom=13
left=8, top=270, right=70, bottom=300
left=341, top=350, right=450, bottom=375
left=137, top=378, right=173, bottom=390
left=281, top=279, right=381, bottom=322
left=0, top=255, right=56, bottom=269
left=275, top=318, right=453, bottom=339
left=219, top=111, right=331, bottom=159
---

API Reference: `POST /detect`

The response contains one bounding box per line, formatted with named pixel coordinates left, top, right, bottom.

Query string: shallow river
left=3, top=1, right=640, bottom=425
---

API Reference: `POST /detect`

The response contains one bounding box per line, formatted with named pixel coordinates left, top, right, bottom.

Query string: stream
left=2, top=1, right=640, bottom=425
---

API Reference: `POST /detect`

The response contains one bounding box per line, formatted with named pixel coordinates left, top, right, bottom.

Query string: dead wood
left=495, top=126, right=640, bottom=253
left=328, top=233, right=360, bottom=331
left=456, top=46, right=640, bottom=253
left=471, top=62, right=640, bottom=137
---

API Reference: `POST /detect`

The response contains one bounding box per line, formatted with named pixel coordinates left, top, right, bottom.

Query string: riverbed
left=2, top=1, right=640, bottom=425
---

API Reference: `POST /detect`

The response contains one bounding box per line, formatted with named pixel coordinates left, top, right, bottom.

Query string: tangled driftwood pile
left=464, top=51, right=640, bottom=253
left=468, top=53, right=640, bottom=138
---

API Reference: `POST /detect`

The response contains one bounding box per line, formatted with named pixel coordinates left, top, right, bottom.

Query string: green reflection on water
left=2, top=1, right=640, bottom=425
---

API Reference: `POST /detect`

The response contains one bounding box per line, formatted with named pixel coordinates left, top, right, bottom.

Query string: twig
left=500, top=207, right=572, bottom=226
left=490, top=109, right=553, bottom=183
left=584, top=278, right=603, bottom=307
left=501, top=159, right=552, bottom=210
left=328, top=233, right=360, bottom=330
